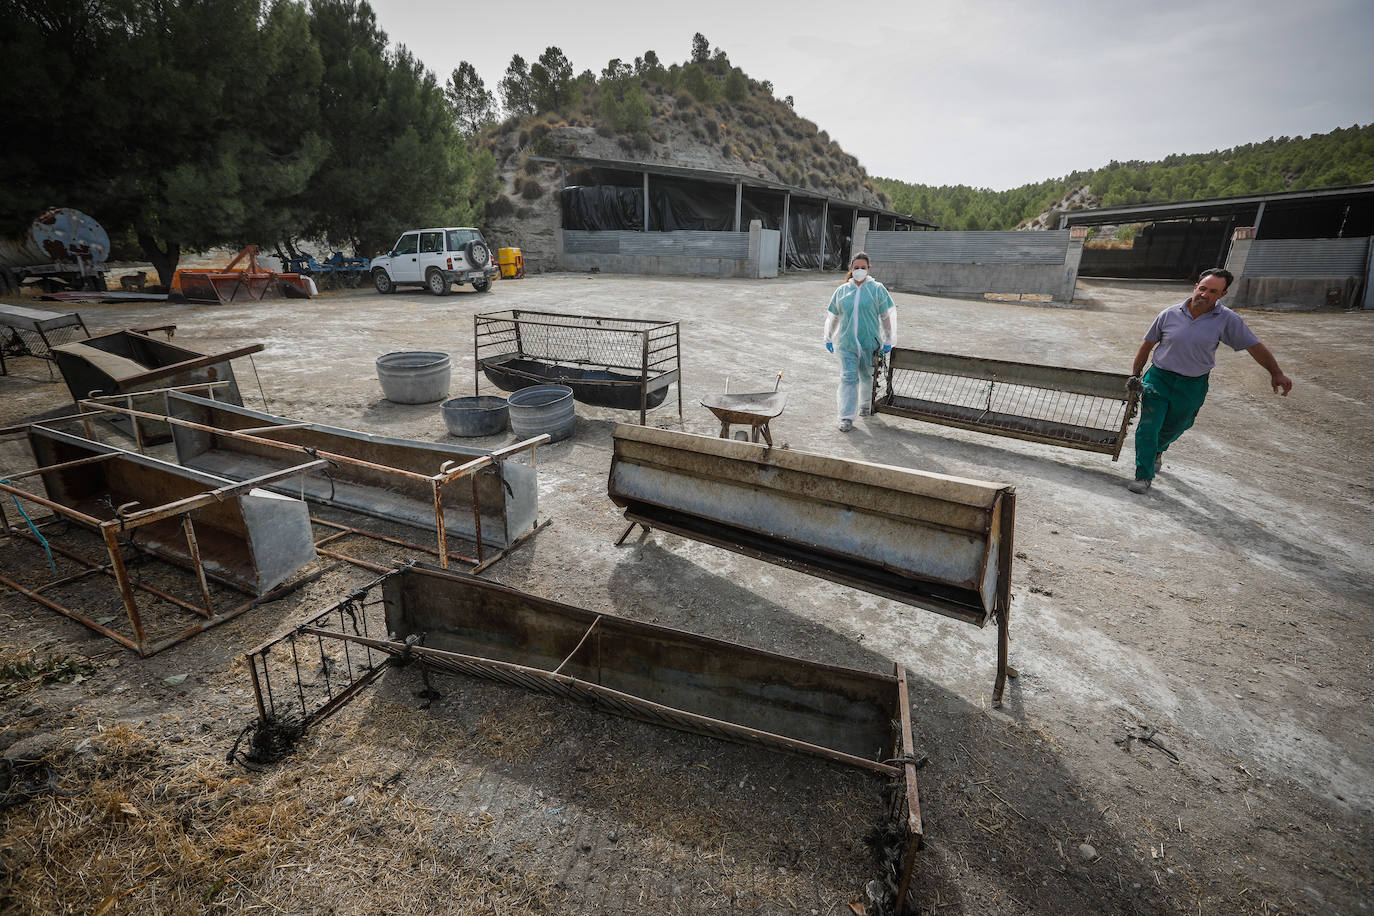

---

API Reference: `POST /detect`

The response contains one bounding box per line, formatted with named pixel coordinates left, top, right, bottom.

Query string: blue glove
left=881, top=344, right=892, bottom=354
left=825, top=341, right=833, bottom=353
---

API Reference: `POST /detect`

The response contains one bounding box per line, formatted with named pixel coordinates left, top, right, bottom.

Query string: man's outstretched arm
left=1246, top=342, right=1293, bottom=395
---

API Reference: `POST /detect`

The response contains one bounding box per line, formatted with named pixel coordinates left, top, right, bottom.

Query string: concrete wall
left=1224, top=231, right=1371, bottom=310
left=852, top=220, right=1086, bottom=302
left=559, top=222, right=779, bottom=278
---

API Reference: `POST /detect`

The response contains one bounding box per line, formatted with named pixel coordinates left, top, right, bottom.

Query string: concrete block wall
left=1224, top=230, right=1371, bottom=310
left=852, top=220, right=1086, bottom=302
left=558, top=223, right=779, bottom=278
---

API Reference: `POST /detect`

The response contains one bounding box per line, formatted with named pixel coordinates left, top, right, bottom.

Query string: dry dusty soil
left=0, top=272, right=1370, bottom=916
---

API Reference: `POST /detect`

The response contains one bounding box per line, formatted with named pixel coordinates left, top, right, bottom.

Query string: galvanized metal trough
left=875, top=348, right=1140, bottom=459
left=608, top=425, right=1018, bottom=704
left=244, top=562, right=925, bottom=910
left=161, top=392, right=543, bottom=569
left=0, top=426, right=321, bottom=655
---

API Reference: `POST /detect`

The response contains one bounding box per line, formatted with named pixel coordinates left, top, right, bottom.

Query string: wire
left=1, top=480, right=57, bottom=576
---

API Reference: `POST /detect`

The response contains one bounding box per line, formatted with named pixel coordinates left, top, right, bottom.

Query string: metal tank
left=0, top=208, right=110, bottom=271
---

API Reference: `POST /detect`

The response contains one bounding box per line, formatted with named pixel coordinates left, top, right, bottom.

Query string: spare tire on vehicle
left=464, top=240, right=490, bottom=268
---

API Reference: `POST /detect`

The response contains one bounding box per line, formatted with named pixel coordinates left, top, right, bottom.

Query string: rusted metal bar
left=552, top=617, right=602, bottom=676
left=6, top=527, right=222, bottom=618
left=893, top=664, right=923, bottom=914
left=81, top=400, right=438, bottom=483
left=309, top=517, right=478, bottom=566
left=181, top=517, right=215, bottom=618
left=432, top=478, right=450, bottom=570
left=0, top=451, right=115, bottom=481
left=314, top=547, right=390, bottom=574
left=0, top=480, right=105, bottom=527
left=107, top=458, right=327, bottom=528
left=110, top=343, right=264, bottom=390
left=0, top=569, right=140, bottom=652
left=102, top=525, right=148, bottom=653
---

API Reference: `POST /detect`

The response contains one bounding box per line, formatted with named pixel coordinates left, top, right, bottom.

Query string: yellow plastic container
left=497, top=247, right=524, bottom=279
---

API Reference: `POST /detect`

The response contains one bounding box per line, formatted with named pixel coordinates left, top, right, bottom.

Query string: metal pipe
left=102, top=526, right=148, bottom=653
left=181, top=517, right=215, bottom=618
left=80, top=400, right=440, bottom=483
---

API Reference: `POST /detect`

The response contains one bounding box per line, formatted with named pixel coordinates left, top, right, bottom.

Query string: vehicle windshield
left=446, top=229, right=483, bottom=250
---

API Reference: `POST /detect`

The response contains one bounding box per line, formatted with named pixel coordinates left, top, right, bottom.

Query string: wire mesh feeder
left=474, top=309, right=681, bottom=424
left=874, top=348, right=1139, bottom=460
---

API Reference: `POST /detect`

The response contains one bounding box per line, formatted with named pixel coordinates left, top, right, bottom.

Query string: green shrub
left=486, top=195, right=515, bottom=218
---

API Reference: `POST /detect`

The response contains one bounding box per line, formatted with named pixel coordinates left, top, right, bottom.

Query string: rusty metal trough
left=160, top=392, right=543, bottom=569
left=51, top=329, right=259, bottom=443
left=243, top=562, right=924, bottom=910
left=608, top=425, right=1018, bottom=703
left=875, top=348, right=1140, bottom=459
left=0, top=426, right=321, bottom=655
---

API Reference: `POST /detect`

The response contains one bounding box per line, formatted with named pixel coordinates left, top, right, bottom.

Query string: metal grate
left=884, top=369, right=1129, bottom=447
left=243, top=575, right=391, bottom=731
left=875, top=348, right=1139, bottom=459
left=2, top=323, right=87, bottom=360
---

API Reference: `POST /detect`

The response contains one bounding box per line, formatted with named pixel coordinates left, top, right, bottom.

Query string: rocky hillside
left=1016, top=185, right=1098, bottom=230
left=472, top=49, right=891, bottom=270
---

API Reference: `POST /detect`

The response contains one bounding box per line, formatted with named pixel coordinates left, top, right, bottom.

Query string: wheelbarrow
left=700, top=372, right=788, bottom=446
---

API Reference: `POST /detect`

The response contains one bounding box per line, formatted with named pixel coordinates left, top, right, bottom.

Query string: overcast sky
left=367, top=0, right=1373, bottom=190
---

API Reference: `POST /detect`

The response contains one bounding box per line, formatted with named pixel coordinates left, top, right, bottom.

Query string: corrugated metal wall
left=1241, top=237, right=1370, bottom=277
left=564, top=230, right=749, bottom=259
left=865, top=231, right=1070, bottom=264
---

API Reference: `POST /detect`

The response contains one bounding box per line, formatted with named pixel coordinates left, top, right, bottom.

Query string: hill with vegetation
left=874, top=124, right=1374, bottom=231
left=447, top=35, right=889, bottom=265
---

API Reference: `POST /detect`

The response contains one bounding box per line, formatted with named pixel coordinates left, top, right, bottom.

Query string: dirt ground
left=0, top=271, right=1370, bottom=916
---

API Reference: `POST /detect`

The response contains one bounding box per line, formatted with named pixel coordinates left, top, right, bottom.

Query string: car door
left=390, top=233, right=421, bottom=283
left=417, top=230, right=446, bottom=279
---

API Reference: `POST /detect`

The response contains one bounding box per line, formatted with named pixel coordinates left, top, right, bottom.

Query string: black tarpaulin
left=560, top=186, right=644, bottom=231
left=787, top=203, right=823, bottom=270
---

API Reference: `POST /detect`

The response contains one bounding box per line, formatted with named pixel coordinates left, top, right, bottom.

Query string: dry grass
left=0, top=719, right=555, bottom=915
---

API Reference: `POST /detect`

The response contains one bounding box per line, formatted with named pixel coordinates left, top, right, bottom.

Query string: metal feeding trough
left=240, top=562, right=925, bottom=911
left=609, top=425, right=1018, bottom=705
left=875, top=348, right=1140, bottom=459
left=700, top=372, right=788, bottom=445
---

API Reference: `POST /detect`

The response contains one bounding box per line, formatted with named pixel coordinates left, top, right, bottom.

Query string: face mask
left=851, top=268, right=868, bottom=282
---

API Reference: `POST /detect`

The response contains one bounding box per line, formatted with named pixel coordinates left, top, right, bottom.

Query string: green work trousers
left=1134, top=365, right=1209, bottom=480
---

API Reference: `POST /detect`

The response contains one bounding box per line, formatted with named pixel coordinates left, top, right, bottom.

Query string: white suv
left=371, top=227, right=498, bottom=295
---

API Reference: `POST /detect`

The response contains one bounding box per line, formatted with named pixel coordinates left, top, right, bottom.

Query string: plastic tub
left=440, top=395, right=509, bottom=437
left=507, top=384, right=575, bottom=442
left=376, top=351, right=451, bottom=404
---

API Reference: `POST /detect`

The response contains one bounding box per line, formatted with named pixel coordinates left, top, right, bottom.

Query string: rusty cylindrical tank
left=0, top=208, right=111, bottom=270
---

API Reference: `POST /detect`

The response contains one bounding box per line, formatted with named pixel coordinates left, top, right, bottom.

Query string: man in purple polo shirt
left=1126, top=267, right=1293, bottom=494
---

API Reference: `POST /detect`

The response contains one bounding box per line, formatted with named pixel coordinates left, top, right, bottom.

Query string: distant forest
left=875, top=123, right=1374, bottom=231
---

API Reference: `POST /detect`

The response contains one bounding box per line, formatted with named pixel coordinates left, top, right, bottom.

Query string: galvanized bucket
left=440, top=395, right=509, bottom=436
left=507, top=384, right=575, bottom=442
left=376, top=351, right=451, bottom=404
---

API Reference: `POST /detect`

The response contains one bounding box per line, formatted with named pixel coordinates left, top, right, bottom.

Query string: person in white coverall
left=824, top=251, right=896, bottom=431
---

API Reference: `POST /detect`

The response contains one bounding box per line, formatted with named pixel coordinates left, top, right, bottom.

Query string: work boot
left=1127, top=478, right=1152, bottom=494
left=838, top=419, right=853, bottom=432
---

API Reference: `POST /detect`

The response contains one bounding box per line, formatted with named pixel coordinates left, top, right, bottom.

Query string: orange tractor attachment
left=169, top=246, right=315, bottom=304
